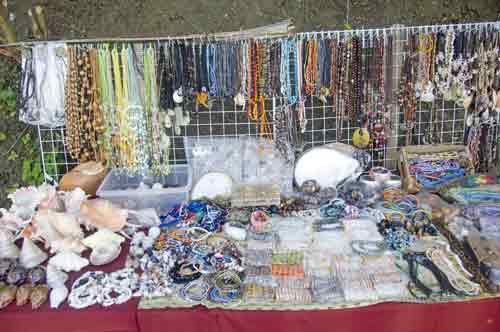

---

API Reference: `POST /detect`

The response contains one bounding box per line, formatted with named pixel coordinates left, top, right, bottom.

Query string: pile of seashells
left=0, top=184, right=145, bottom=309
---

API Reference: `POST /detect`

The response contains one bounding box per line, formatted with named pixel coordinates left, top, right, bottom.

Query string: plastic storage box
left=96, top=164, right=191, bottom=214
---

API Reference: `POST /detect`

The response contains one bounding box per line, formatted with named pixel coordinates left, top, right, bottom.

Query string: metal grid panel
left=38, top=21, right=500, bottom=181
left=301, top=23, right=500, bottom=170
left=38, top=96, right=276, bottom=181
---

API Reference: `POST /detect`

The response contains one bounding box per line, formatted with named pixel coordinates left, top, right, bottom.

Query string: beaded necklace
left=304, top=38, right=318, bottom=96
left=89, top=48, right=105, bottom=162
left=399, top=34, right=418, bottom=146
left=330, top=38, right=338, bottom=113
left=296, top=37, right=306, bottom=133
left=65, top=47, right=80, bottom=160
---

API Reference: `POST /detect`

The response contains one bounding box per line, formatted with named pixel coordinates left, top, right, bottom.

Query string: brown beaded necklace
left=65, top=47, right=81, bottom=160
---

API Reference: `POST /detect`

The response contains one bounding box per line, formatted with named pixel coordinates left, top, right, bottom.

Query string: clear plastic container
left=96, top=165, right=191, bottom=214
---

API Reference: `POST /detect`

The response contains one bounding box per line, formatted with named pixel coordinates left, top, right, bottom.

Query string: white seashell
left=142, top=237, right=155, bottom=250
left=50, top=285, right=68, bottom=309
left=191, top=172, right=233, bottom=200
left=130, top=246, right=144, bottom=257
left=148, top=226, right=161, bottom=239
left=48, top=251, right=89, bottom=272
left=152, top=183, right=163, bottom=190
left=47, top=264, right=68, bottom=288
left=32, top=210, right=64, bottom=248
left=234, top=92, right=245, bottom=107
left=8, top=186, right=44, bottom=213
left=82, top=229, right=125, bottom=250
left=173, top=88, right=183, bottom=104
left=89, top=242, right=121, bottom=266
left=62, top=187, right=87, bottom=215
left=19, top=237, right=48, bottom=269
left=0, top=208, right=29, bottom=232
left=0, top=229, right=19, bottom=259
left=420, top=82, right=435, bottom=103
left=127, top=209, right=161, bottom=228
left=48, top=211, right=83, bottom=239
left=50, top=238, right=87, bottom=254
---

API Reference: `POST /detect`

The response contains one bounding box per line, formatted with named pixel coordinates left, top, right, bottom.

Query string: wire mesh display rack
left=37, top=21, right=500, bottom=182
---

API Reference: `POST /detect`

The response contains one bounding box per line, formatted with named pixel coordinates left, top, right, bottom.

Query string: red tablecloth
left=137, top=299, right=500, bottom=332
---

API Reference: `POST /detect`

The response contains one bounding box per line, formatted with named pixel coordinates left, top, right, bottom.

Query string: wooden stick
left=0, top=4, right=15, bottom=43
left=35, top=6, right=48, bottom=39
left=28, top=8, right=42, bottom=40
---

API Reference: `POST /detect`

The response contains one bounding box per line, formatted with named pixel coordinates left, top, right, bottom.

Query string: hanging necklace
left=330, top=38, right=338, bottom=113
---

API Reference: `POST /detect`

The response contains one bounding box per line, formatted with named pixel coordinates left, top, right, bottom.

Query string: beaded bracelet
left=209, top=287, right=241, bottom=304
left=275, top=287, right=312, bottom=304
left=271, top=264, right=305, bottom=278
left=179, top=280, right=210, bottom=302
left=243, top=283, right=274, bottom=303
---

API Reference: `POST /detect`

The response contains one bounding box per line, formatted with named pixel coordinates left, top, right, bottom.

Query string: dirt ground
left=13, top=0, right=500, bottom=40
left=0, top=0, right=498, bottom=207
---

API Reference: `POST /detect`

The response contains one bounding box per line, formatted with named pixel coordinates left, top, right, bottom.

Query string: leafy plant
left=0, top=87, right=17, bottom=116
left=19, top=131, right=50, bottom=185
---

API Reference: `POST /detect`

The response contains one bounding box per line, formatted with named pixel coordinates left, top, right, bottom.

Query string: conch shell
left=48, top=251, right=89, bottom=272
left=50, top=238, right=87, bottom=255
left=82, top=229, right=124, bottom=249
left=40, top=210, right=83, bottom=239
left=61, top=187, right=87, bottom=216
left=31, top=210, right=63, bottom=248
left=30, top=284, right=49, bottom=309
left=50, top=285, right=68, bottom=309
left=0, top=285, right=17, bottom=309
left=19, top=237, right=48, bottom=269
left=0, top=229, right=19, bottom=259
left=80, top=200, right=127, bottom=232
left=16, top=283, right=32, bottom=306
left=7, top=184, right=59, bottom=221
left=90, top=242, right=121, bottom=266
left=46, top=264, right=68, bottom=288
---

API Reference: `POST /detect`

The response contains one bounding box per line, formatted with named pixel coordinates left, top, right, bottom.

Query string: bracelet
left=212, top=270, right=242, bottom=292
left=186, top=227, right=212, bottom=242
left=179, top=280, right=210, bottom=302
left=169, top=261, right=202, bottom=284
left=271, top=264, right=305, bottom=277
left=209, top=287, right=240, bottom=303
left=351, top=240, right=387, bottom=256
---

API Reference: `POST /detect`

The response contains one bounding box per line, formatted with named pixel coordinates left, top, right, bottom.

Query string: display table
left=2, top=240, right=500, bottom=332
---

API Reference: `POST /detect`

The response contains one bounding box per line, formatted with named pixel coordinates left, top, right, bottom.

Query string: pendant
left=352, top=128, right=370, bottom=149
left=196, top=87, right=209, bottom=109
left=173, top=87, right=184, bottom=104
left=233, top=92, right=245, bottom=107
left=420, top=81, right=435, bottom=103
left=319, top=86, right=330, bottom=104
